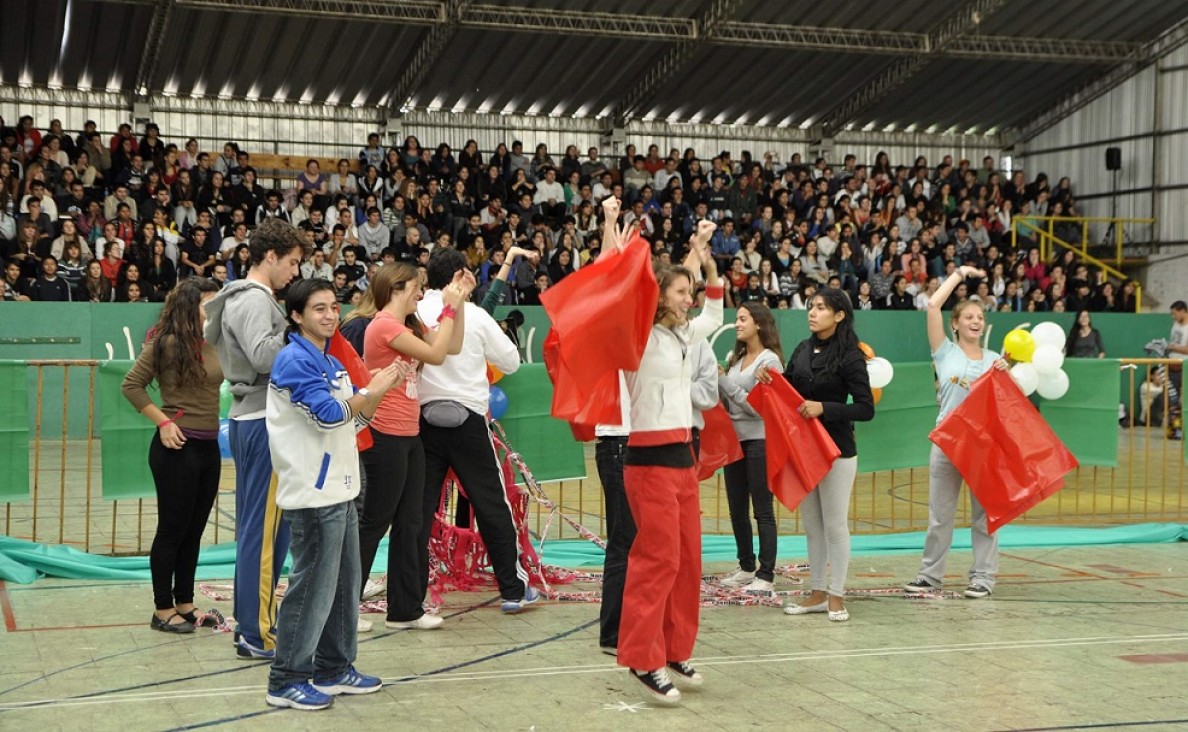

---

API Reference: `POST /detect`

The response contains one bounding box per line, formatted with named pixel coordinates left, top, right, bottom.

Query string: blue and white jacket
left=266, top=332, right=367, bottom=510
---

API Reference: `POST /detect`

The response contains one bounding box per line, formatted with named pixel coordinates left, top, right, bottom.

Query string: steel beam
left=818, top=0, right=1009, bottom=135
left=611, top=0, right=744, bottom=125
left=133, top=0, right=174, bottom=97
left=1017, top=16, right=1188, bottom=142
left=463, top=4, right=695, bottom=39
left=173, top=0, right=443, bottom=24
left=387, top=0, right=468, bottom=116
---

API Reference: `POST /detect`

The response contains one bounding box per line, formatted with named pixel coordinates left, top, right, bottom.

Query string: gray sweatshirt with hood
left=203, top=279, right=287, bottom=418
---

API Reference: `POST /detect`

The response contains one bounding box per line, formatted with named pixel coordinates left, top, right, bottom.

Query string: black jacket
left=784, top=336, right=875, bottom=458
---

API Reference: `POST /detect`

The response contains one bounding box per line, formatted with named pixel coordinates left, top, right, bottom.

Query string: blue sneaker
left=236, top=638, right=275, bottom=660
left=265, top=682, right=334, bottom=711
left=313, top=666, right=383, bottom=696
left=501, top=586, right=542, bottom=614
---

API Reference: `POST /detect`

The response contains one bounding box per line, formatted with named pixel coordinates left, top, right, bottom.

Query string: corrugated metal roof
left=2, top=0, right=1185, bottom=133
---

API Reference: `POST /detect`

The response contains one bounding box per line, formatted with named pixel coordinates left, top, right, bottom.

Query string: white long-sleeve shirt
left=417, top=289, right=522, bottom=414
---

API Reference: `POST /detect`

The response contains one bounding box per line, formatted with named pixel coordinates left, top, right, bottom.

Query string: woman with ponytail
left=601, top=193, right=721, bottom=706
left=357, top=263, right=472, bottom=632
left=765, top=287, right=874, bottom=621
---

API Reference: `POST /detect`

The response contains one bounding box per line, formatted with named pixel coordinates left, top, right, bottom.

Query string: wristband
left=440, top=304, right=457, bottom=320
left=158, top=409, right=184, bottom=428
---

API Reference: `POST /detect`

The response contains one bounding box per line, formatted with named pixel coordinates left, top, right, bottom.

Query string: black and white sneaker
left=903, top=577, right=938, bottom=593
left=963, top=584, right=992, bottom=599
left=630, top=668, right=681, bottom=705
left=666, top=660, right=704, bottom=689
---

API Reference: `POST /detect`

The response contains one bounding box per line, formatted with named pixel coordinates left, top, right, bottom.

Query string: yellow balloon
left=1003, top=329, right=1036, bottom=363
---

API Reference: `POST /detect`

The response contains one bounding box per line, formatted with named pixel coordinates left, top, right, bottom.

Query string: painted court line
left=3, top=632, right=1187, bottom=713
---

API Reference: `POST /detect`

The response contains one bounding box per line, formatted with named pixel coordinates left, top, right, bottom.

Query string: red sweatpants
left=617, top=464, right=701, bottom=671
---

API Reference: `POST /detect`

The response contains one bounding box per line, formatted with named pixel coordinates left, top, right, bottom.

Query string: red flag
left=541, top=236, right=657, bottom=422
left=747, top=373, right=841, bottom=512
left=327, top=329, right=375, bottom=453
left=930, top=368, right=1077, bottom=533
left=696, top=403, right=743, bottom=481
left=542, top=329, right=622, bottom=428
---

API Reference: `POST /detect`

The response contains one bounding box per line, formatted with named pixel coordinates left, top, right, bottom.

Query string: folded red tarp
left=747, top=373, right=841, bottom=512
left=327, top=329, right=374, bottom=452
left=696, top=403, right=744, bottom=481
left=929, top=367, right=1078, bottom=533
left=541, top=236, right=657, bottom=424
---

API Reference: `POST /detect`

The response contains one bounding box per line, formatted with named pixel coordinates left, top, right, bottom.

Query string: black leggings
left=359, top=429, right=426, bottom=621
left=148, top=433, right=221, bottom=610
left=722, top=438, right=777, bottom=582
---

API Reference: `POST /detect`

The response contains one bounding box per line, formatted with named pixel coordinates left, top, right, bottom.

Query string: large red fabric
left=930, top=368, right=1078, bottom=533
left=542, top=329, right=621, bottom=433
left=540, top=237, right=657, bottom=423
left=327, top=329, right=374, bottom=452
left=696, top=403, right=743, bottom=481
left=747, top=373, right=841, bottom=512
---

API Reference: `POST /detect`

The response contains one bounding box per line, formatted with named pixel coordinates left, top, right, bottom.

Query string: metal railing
left=2, top=359, right=1184, bottom=555
left=1010, top=215, right=1155, bottom=312
left=3, top=360, right=232, bottom=555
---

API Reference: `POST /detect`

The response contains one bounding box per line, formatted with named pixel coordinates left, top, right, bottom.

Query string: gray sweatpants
left=799, top=456, right=858, bottom=597
left=916, top=444, right=999, bottom=589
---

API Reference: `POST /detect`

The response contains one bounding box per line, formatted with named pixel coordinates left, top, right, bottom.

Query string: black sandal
left=178, top=609, right=199, bottom=625
left=150, top=612, right=195, bottom=634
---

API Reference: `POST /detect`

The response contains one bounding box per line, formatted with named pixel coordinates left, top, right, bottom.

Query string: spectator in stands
left=328, top=159, right=358, bottom=201
left=2, top=257, right=30, bottom=301
left=180, top=227, right=217, bottom=279
left=28, top=254, right=70, bottom=301
left=360, top=133, right=384, bottom=170
left=1065, top=311, right=1105, bottom=358
left=297, top=159, right=328, bottom=209
left=82, top=258, right=114, bottom=302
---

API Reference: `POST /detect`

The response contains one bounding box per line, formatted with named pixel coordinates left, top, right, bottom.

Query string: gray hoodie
left=203, top=279, right=287, bottom=418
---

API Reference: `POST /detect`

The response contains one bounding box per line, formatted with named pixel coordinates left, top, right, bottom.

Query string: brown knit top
left=121, top=337, right=224, bottom=433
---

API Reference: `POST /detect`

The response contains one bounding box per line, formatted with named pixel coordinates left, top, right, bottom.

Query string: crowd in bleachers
left=0, top=113, right=1138, bottom=314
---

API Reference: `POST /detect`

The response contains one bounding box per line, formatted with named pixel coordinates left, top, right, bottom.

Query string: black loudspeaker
left=1106, top=147, right=1122, bottom=171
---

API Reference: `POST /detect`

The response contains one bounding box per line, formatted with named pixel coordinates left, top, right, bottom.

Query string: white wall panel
left=1028, top=68, right=1157, bottom=151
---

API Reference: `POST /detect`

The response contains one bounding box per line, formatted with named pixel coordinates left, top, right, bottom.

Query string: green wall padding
left=1041, top=359, right=1122, bottom=467
left=0, top=361, right=30, bottom=502
left=97, top=360, right=157, bottom=500
left=496, top=363, right=586, bottom=482
left=855, top=362, right=939, bottom=473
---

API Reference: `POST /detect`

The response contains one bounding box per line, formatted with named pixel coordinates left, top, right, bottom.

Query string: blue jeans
left=268, top=501, right=361, bottom=691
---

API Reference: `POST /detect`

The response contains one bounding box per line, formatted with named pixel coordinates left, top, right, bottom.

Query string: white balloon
left=1031, top=322, right=1065, bottom=349
left=867, top=357, right=894, bottom=389
left=1010, top=362, right=1039, bottom=396
left=1031, top=343, right=1065, bottom=376
left=1036, top=369, right=1070, bottom=400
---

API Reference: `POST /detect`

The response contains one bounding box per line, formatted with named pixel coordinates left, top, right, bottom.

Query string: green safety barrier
left=97, top=360, right=158, bottom=500
left=855, top=362, right=939, bottom=473
left=0, top=361, right=30, bottom=502
left=1041, top=359, right=1122, bottom=467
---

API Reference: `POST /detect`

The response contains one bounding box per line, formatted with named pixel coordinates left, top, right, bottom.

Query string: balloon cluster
left=858, top=342, right=893, bottom=404
left=487, top=363, right=509, bottom=420
left=1002, top=323, right=1069, bottom=400
left=218, top=380, right=233, bottom=458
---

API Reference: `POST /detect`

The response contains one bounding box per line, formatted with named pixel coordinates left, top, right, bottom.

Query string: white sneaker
left=719, top=569, right=756, bottom=588
left=742, top=578, right=775, bottom=596
left=361, top=578, right=386, bottom=600
left=357, top=617, right=373, bottom=633
left=385, top=614, right=443, bottom=630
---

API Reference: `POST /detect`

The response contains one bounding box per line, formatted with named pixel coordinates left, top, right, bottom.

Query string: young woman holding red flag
left=765, top=288, right=874, bottom=621
left=903, top=265, right=1008, bottom=599
left=717, top=301, right=784, bottom=595
left=612, top=215, right=721, bottom=706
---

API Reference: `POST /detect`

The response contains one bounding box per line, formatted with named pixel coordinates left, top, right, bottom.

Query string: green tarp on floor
left=2, top=524, right=1186, bottom=584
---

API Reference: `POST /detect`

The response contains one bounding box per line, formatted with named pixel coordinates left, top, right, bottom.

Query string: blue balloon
left=489, top=385, right=510, bottom=420
left=218, top=418, right=232, bottom=459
